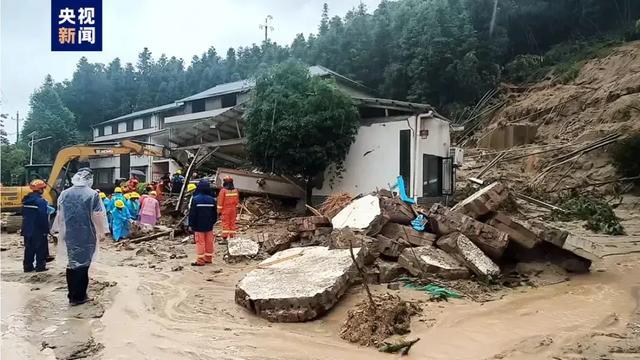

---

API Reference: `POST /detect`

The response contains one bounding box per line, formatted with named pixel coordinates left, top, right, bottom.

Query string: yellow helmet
left=124, top=193, right=131, bottom=200
left=114, top=187, right=123, bottom=193
left=187, top=183, right=197, bottom=192
left=99, top=192, right=107, bottom=199
left=114, top=199, right=125, bottom=208
left=130, top=192, right=140, bottom=199
left=176, top=170, right=182, bottom=175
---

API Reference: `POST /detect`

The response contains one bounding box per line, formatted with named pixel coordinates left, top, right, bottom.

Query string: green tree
left=245, top=61, right=360, bottom=200
left=22, top=75, right=79, bottom=163
left=0, top=144, right=28, bottom=185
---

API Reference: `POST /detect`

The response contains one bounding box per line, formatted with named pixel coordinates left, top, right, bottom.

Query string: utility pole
left=259, top=15, right=274, bottom=42
left=15, top=111, right=20, bottom=142
left=28, top=132, right=52, bottom=165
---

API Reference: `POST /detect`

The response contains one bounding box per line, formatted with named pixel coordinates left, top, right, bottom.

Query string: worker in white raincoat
left=52, top=168, right=109, bottom=306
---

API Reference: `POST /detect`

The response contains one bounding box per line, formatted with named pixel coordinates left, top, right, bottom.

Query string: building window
left=221, top=93, right=237, bottom=108
left=143, top=117, right=151, bottom=129
left=126, top=120, right=134, bottom=132
left=94, top=168, right=114, bottom=186
left=104, top=125, right=112, bottom=136
left=133, top=119, right=143, bottom=130
left=118, top=122, right=127, bottom=133
left=192, top=99, right=205, bottom=113
left=98, top=126, right=105, bottom=136
left=112, top=124, right=118, bottom=134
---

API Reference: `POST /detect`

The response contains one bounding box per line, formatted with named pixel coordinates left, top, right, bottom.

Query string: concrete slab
left=428, top=204, right=510, bottom=259
left=398, top=246, right=470, bottom=280
left=488, top=212, right=540, bottom=249
left=452, top=182, right=509, bottom=219
left=380, top=222, right=436, bottom=247
left=376, top=259, right=405, bottom=283
left=235, top=246, right=362, bottom=322
left=227, top=238, right=260, bottom=258
left=562, top=233, right=603, bottom=262
left=262, top=232, right=297, bottom=255
left=437, top=232, right=500, bottom=278
left=331, top=195, right=381, bottom=230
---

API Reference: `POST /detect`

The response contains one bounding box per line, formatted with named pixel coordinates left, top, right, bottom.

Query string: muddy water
left=2, top=231, right=639, bottom=360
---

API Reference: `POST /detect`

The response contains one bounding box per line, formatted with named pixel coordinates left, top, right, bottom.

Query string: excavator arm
left=44, top=140, right=171, bottom=204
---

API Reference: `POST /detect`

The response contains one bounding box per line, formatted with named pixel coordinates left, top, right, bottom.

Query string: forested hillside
left=10, top=0, right=640, bottom=167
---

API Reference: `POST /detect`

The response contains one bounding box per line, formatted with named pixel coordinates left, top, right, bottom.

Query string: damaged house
left=90, top=65, right=457, bottom=202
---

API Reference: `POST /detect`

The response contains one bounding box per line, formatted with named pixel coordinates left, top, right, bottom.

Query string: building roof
left=177, top=65, right=368, bottom=103
left=178, top=79, right=254, bottom=103
left=94, top=102, right=183, bottom=127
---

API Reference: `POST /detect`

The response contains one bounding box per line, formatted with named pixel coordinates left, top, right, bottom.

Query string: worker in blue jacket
left=188, top=179, right=217, bottom=266
left=21, top=179, right=50, bottom=272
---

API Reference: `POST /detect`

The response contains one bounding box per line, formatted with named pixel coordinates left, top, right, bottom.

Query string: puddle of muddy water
left=3, top=231, right=640, bottom=360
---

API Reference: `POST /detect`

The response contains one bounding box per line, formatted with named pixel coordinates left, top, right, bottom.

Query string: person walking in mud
left=52, top=168, right=109, bottom=306
left=21, top=179, right=50, bottom=272
left=188, top=179, right=217, bottom=266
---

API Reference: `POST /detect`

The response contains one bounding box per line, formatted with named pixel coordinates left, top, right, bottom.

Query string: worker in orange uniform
left=217, top=175, right=239, bottom=239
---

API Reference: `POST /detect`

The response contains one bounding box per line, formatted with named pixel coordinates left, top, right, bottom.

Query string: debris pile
left=339, top=293, right=420, bottom=347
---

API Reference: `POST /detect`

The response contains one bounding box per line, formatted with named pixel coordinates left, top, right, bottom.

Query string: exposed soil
left=339, top=293, right=420, bottom=347
left=459, top=41, right=640, bottom=197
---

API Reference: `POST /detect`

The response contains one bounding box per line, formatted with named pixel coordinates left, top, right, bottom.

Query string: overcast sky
left=0, top=0, right=380, bottom=142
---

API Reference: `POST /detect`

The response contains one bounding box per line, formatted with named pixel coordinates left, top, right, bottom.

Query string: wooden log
left=127, top=230, right=174, bottom=244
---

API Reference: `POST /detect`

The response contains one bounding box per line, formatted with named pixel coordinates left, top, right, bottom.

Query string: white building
left=91, top=65, right=454, bottom=202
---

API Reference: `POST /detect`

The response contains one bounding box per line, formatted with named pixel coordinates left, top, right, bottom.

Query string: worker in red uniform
left=217, top=175, right=239, bottom=239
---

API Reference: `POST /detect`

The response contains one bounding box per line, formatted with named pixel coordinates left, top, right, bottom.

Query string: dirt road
left=2, top=230, right=639, bottom=360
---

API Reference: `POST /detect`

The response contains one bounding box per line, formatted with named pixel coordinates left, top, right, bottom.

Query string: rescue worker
left=111, top=187, right=125, bottom=211
left=111, top=199, right=131, bottom=241
left=52, top=168, right=109, bottom=306
left=127, top=175, right=139, bottom=193
left=217, top=175, right=239, bottom=239
left=21, top=179, right=50, bottom=272
left=139, top=191, right=161, bottom=226
left=100, top=192, right=112, bottom=230
left=181, top=183, right=198, bottom=230
left=188, top=180, right=217, bottom=266
left=171, top=170, right=185, bottom=194
left=127, top=192, right=141, bottom=220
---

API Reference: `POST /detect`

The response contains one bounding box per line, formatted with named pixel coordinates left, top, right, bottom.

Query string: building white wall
left=316, top=114, right=450, bottom=198
left=205, top=97, right=221, bottom=110
left=316, top=119, right=410, bottom=196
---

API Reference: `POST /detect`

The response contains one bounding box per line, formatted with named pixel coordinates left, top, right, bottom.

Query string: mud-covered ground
left=2, top=226, right=640, bottom=360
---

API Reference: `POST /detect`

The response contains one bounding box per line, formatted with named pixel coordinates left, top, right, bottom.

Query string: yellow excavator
left=0, top=140, right=171, bottom=213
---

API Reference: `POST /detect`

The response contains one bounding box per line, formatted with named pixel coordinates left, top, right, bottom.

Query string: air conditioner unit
left=450, top=147, right=464, bottom=166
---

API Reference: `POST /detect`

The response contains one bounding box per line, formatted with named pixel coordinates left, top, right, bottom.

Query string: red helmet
left=29, top=179, right=47, bottom=191
left=223, top=175, right=233, bottom=183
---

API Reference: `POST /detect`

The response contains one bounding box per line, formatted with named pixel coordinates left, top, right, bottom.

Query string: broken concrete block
left=376, top=234, right=407, bottom=259
left=561, top=233, right=602, bottom=262
left=262, top=232, right=297, bottom=255
left=428, top=204, right=509, bottom=260
left=328, top=229, right=380, bottom=265
left=376, top=259, right=406, bottom=283
left=451, top=182, right=509, bottom=219
left=528, top=219, right=569, bottom=248
left=235, top=246, right=363, bottom=322
left=436, top=232, right=500, bottom=278
left=380, top=222, right=436, bottom=247
left=227, top=238, right=260, bottom=258
left=398, top=246, right=470, bottom=280
left=331, top=195, right=381, bottom=230
left=487, top=212, right=540, bottom=249
left=379, top=196, right=415, bottom=225
left=289, top=216, right=332, bottom=232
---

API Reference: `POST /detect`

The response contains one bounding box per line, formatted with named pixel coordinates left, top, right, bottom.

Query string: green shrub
left=550, top=192, right=625, bottom=235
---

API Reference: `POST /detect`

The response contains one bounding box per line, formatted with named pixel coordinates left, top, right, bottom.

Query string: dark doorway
left=120, top=154, right=130, bottom=180
left=399, top=129, right=411, bottom=194
left=423, top=154, right=442, bottom=197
